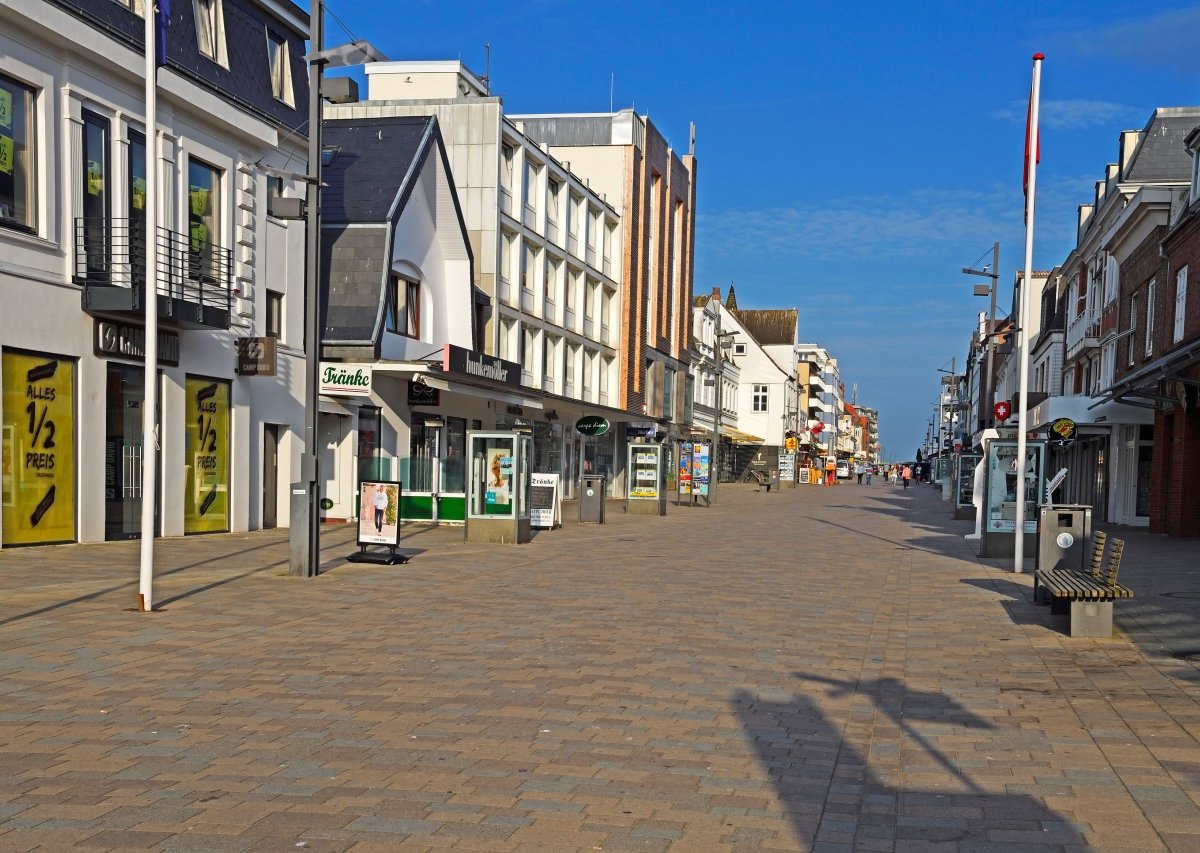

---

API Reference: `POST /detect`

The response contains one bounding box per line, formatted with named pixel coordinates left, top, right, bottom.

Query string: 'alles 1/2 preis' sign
left=319, top=363, right=373, bottom=396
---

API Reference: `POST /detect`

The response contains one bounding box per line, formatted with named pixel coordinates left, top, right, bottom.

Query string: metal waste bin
left=1036, top=504, right=1092, bottom=572
left=579, top=474, right=606, bottom=523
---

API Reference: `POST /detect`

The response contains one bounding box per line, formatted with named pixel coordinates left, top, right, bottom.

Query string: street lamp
left=962, top=242, right=1000, bottom=433
left=289, top=6, right=385, bottom=578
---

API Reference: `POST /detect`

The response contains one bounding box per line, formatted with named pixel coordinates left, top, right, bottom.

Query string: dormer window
left=266, top=31, right=294, bottom=107
left=194, top=0, right=228, bottom=66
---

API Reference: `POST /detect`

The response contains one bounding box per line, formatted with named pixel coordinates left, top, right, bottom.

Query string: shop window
left=187, top=158, right=221, bottom=282
left=386, top=276, right=420, bottom=338
left=0, top=74, right=37, bottom=233
left=184, top=376, right=231, bottom=533
left=2, top=350, right=77, bottom=545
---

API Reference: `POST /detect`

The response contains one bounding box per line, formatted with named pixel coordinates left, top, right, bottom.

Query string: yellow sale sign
left=2, top=351, right=75, bottom=545
left=184, top=376, right=230, bottom=533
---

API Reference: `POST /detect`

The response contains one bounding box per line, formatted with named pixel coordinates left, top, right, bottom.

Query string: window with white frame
left=565, top=267, right=579, bottom=314
left=543, top=334, right=559, bottom=382
left=523, top=157, right=539, bottom=213
left=521, top=244, right=536, bottom=294
left=500, top=143, right=514, bottom=192
left=1128, top=292, right=1138, bottom=367
left=546, top=178, right=560, bottom=226
left=544, top=256, right=559, bottom=314
left=1146, top=277, right=1157, bottom=356
left=600, top=355, right=613, bottom=402
left=565, top=343, right=577, bottom=391
left=733, top=342, right=747, bottom=356
left=499, top=317, right=516, bottom=361
left=0, top=73, right=37, bottom=232
left=386, top=276, right=420, bottom=338
left=266, top=31, right=294, bottom=106
left=193, top=0, right=228, bottom=65
left=1104, top=254, right=1119, bottom=305
left=753, top=384, right=768, bottom=412
left=1175, top=266, right=1188, bottom=343
left=522, top=327, right=537, bottom=382
left=1192, top=150, right=1200, bottom=203
left=499, top=231, right=514, bottom=284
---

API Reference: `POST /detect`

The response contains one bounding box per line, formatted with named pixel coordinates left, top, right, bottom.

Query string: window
left=128, top=130, right=147, bottom=281
left=266, top=289, right=283, bottom=339
left=600, top=355, right=612, bottom=401
left=1175, top=266, right=1188, bottom=344
left=544, top=257, right=559, bottom=311
left=602, top=287, right=614, bottom=338
left=546, top=178, right=560, bottom=223
left=565, top=267, right=579, bottom=313
left=663, top=367, right=675, bottom=418
left=521, top=244, right=536, bottom=294
left=733, top=343, right=747, bottom=356
left=543, top=334, right=558, bottom=380
left=81, top=110, right=110, bottom=279
left=499, top=318, right=516, bottom=361
left=1128, top=292, right=1138, bottom=367
left=266, top=31, right=294, bottom=107
left=565, top=343, right=577, bottom=389
left=1146, top=277, right=1156, bottom=356
left=187, top=158, right=221, bottom=281
left=753, top=384, right=768, bottom=412
left=386, top=276, right=420, bottom=338
left=500, top=143, right=514, bottom=189
left=523, top=157, right=539, bottom=212
left=499, top=231, right=514, bottom=283
left=0, top=74, right=36, bottom=232
left=193, top=0, right=228, bottom=65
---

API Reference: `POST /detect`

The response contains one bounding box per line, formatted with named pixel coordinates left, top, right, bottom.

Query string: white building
left=325, top=61, right=627, bottom=502
left=690, top=288, right=740, bottom=439
left=1, top=0, right=309, bottom=546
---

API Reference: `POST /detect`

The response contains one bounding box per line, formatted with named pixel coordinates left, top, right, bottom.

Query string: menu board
left=2, top=351, right=75, bottom=545
left=530, top=472, right=560, bottom=529
left=184, top=376, right=231, bottom=533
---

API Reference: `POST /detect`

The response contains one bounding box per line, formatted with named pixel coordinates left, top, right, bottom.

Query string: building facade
left=1, top=0, right=309, bottom=546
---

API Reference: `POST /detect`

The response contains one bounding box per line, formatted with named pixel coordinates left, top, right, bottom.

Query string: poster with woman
left=358, top=480, right=401, bottom=546
left=485, top=451, right=511, bottom=507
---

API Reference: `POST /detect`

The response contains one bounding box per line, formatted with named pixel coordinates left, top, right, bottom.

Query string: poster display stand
left=347, top=479, right=409, bottom=564
left=465, top=431, right=532, bottom=543
left=530, top=473, right=561, bottom=529
left=627, top=443, right=667, bottom=516
left=677, top=441, right=712, bottom=507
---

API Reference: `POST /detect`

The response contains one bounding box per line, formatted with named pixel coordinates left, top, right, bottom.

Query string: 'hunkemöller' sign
left=442, top=344, right=521, bottom=388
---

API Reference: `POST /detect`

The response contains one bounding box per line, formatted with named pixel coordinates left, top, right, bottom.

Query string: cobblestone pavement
left=1, top=481, right=1199, bottom=851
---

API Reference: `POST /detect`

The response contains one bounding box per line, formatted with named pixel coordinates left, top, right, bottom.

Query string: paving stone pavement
left=1, top=481, right=1199, bottom=852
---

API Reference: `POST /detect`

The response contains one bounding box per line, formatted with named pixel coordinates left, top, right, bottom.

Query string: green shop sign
left=575, top=415, right=610, bottom=437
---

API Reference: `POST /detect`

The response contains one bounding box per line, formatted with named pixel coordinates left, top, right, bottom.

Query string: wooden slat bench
left=1034, top=534, right=1133, bottom=637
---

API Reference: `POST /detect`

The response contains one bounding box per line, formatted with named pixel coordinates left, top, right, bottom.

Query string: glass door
left=104, top=364, right=158, bottom=540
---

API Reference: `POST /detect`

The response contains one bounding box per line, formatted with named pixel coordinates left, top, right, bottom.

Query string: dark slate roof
left=321, top=225, right=389, bottom=344
left=731, top=308, right=798, bottom=346
left=322, top=117, right=434, bottom=223
left=1124, top=109, right=1200, bottom=183
left=48, top=0, right=309, bottom=133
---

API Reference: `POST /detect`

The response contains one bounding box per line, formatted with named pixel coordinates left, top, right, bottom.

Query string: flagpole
left=139, top=0, right=160, bottom=610
left=1014, top=52, right=1043, bottom=574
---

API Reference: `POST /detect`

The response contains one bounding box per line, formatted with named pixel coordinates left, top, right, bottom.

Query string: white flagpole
left=139, top=0, right=160, bottom=610
left=1014, top=53, right=1043, bottom=574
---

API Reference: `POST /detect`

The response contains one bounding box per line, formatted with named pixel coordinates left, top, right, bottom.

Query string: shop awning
left=417, top=375, right=543, bottom=410
left=719, top=426, right=764, bottom=444
left=319, top=398, right=354, bottom=417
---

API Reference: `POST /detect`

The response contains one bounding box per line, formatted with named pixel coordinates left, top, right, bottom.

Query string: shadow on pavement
left=734, top=673, right=1085, bottom=848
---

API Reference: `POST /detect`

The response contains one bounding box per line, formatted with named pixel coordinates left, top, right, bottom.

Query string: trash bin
left=579, top=474, right=607, bottom=523
left=768, top=468, right=780, bottom=492
left=1036, top=504, right=1092, bottom=572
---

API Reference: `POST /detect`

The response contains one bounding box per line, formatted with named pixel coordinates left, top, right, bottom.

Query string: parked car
left=836, top=460, right=851, bottom=479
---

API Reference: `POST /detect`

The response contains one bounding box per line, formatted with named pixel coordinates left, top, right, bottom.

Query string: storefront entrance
left=104, top=364, right=159, bottom=540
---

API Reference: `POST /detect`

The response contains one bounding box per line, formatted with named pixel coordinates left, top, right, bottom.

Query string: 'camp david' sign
left=319, top=363, right=373, bottom=396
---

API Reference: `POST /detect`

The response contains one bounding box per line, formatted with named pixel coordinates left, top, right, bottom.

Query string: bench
left=1034, top=533, right=1133, bottom=638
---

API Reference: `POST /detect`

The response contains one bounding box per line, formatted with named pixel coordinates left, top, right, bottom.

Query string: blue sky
left=323, top=0, right=1200, bottom=459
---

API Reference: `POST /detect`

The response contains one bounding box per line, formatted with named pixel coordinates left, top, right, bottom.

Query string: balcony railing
left=1065, top=307, right=1101, bottom=359
left=75, top=218, right=232, bottom=329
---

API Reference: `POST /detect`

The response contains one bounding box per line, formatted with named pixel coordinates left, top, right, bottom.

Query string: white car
left=836, top=461, right=851, bottom=479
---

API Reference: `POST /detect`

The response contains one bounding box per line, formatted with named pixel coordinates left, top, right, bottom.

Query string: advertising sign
left=358, top=480, right=401, bottom=546
left=319, top=362, right=372, bottom=396
left=678, top=444, right=692, bottom=495
left=985, top=440, right=1043, bottom=534
left=778, top=452, right=796, bottom=482
left=2, top=351, right=75, bottom=545
left=184, top=376, right=230, bottom=533
left=530, top=472, right=561, bottom=529
left=691, top=442, right=711, bottom=497
left=235, top=337, right=277, bottom=376
left=575, top=415, right=610, bottom=436
left=442, top=344, right=521, bottom=388
left=1049, top=417, right=1078, bottom=447
left=407, top=381, right=440, bottom=407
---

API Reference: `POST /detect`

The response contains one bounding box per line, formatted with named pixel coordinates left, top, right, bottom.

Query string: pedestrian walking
left=902, top=465, right=912, bottom=490
left=866, top=467, right=873, bottom=485
left=825, top=457, right=836, bottom=486
left=855, top=462, right=865, bottom=484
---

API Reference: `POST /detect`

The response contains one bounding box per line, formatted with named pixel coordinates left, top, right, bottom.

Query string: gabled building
left=1, top=0, right=309, bottom=546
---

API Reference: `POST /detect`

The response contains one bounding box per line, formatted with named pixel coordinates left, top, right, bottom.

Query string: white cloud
left=1067, top=6, right=1200, bottom=73
left=990, top=98, right=1137, bottom=131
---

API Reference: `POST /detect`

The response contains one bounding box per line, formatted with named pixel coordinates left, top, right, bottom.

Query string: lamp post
left=289, top=4, right=386, bottom=578
left=962, top=242, right=1000, bottom=433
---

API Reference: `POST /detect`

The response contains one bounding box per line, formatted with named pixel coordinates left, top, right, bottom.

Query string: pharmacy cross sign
left=994, top=401, right=1011, bottom=422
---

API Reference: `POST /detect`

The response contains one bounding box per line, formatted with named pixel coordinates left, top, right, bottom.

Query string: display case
left=627, top=443, right=667, bottom=516
left=954, top=453, right=982, bottom=520
left=980, top=439, right=1046, bottom=558
left=465, top=431, right=532, bottom=543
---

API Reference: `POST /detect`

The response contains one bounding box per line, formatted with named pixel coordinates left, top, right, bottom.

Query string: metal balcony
left=75, top=218, right=232, bottom=330
left=1065, top=307, right=1100, bottom=360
